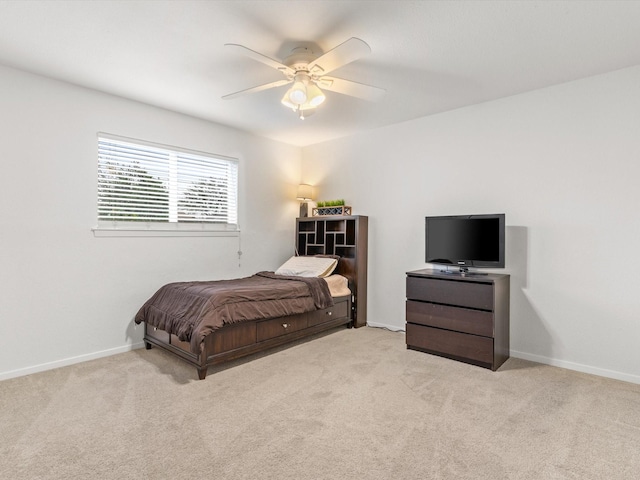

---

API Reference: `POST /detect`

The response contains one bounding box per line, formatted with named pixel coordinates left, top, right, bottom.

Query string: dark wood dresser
left=405, top=269, right=510, bottom=371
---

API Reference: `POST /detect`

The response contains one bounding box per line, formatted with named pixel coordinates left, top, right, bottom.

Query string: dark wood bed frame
left=143, top=215, right=368, bottom=380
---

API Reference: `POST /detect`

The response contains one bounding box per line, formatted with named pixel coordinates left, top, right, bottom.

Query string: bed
left=135, top=215, right=368, bottom=379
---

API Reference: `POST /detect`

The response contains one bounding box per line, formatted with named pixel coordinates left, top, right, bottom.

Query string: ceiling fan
left=223, top=37, right=385, bottom=119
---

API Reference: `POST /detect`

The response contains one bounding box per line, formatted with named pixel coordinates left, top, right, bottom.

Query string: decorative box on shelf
left=312, top=205, right=352, bottom=216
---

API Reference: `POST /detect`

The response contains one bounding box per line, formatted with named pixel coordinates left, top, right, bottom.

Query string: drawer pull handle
left=282, top=323, right=290, bottom=328
left=154, top=327, right=158, bottom=331
left=327, top=311, right=332, bottom=316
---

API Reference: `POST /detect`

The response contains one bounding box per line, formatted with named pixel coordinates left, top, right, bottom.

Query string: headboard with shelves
left=296, top=215, right=368, bottom=327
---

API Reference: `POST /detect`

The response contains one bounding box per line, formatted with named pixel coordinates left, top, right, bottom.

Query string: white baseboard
left=3, top=337, right=638, bottom=387
left=510, top=350, right=640, bottom=385
left=0, top=342, right=146, bottom=382
left=366, top=321, right=406, bottom=333
left=367, top=323, right=639, bottom=385
left=366, top=323, right=639, bottom=385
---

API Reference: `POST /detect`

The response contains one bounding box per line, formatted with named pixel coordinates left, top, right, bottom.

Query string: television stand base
left=438, top=268, right=488, bottom=276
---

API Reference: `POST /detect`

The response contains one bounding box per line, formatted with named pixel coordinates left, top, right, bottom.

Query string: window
left=95, top=134, right=238, bottom=236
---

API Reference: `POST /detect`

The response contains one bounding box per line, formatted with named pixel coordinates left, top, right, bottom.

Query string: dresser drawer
left=146, top=324, right=170, bottom=343
left=407, top=276, right=494, bottom=310
left=308, top=300, right=349, bottom=327
left=406, top=300, right=494, bottom=337
left=257, top=313, right=307, bottom=342
left=406, top=323, right=494, bottom=366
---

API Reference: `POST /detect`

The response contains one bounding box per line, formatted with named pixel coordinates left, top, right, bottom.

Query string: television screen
left=425, top=214, right=505, bottom=269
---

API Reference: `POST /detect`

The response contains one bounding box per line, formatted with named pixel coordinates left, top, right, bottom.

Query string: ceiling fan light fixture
left=282, top=92, right=316, bottom=119
left=298, top=105, right=316, bottom=120
left=287, top=73, right=310, bottom=105
left=306, top=83, right=326, bottom=107
left=288, top=83, right=307, bottom=104
left=281, top=91, right=297, bottom=110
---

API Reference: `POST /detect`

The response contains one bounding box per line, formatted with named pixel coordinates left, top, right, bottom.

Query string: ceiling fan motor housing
left=284, top=47, right=319, bottom=72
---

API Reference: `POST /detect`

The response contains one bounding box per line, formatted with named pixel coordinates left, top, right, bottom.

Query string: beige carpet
left=1, top=326, right=639, bottom=479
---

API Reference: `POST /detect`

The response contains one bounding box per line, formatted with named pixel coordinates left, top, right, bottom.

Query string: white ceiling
left=1, top=1, right=640, bottom=147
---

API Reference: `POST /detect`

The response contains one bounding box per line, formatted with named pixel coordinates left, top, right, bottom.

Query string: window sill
left=92, top=225, right=240, bottom=238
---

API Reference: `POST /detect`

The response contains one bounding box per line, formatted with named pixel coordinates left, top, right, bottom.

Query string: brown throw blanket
left=134, top=272, right=333, bottom=354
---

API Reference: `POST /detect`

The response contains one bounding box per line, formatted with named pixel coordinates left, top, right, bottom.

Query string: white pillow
left=275, top=256, right=338, bottom=278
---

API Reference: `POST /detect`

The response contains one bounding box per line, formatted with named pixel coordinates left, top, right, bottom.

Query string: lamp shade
left=288, top=80, right=307, bottom=105
left=281, top=91, right=297, bottom=110
left=306, top=83, right=326, bottom=107
left=296, top=184, right=314, bottom=201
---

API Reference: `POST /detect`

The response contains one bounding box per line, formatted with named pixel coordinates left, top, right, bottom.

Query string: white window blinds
left=97, top=135, right=238, bottom=229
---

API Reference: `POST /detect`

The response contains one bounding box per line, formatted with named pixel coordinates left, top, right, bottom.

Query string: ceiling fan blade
left=307, top=37, right=371, bottom=76
left=225, top=44, right=295, bottom=76
left=317, top=76, right=385, bottom=102
left=222, top=79, right=292, bottom=100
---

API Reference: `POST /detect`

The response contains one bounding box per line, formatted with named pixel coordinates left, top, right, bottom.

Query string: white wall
left=0, top=65, right=302, bottom=380
left=3, top=63, right=639, bottom=385
left=303, top=66, right=640, bottom=384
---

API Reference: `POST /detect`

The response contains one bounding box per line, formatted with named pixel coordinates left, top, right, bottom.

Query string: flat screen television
left=425, top=214, right=505, bottom=272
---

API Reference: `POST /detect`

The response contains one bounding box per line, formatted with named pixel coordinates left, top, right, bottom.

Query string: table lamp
left=296, top=184, right=314, bottom=217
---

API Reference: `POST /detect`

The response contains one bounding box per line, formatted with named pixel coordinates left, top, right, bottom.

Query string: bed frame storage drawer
left=308, top=298, right=349, bottom=327
left=146, top=324, right=170, bottom=344
left=406, top=323, right=494, bottom=366
left=141, top=296, right=354, bottom=380
left=257, top=313, right=307, bottom=342
left=170, top=335, right=191, bottom=353
left=207, top=322, right=256, bottom=354
left=406, top=300, right=494, bottom=337
left=406, top=276, right=494, bottom=310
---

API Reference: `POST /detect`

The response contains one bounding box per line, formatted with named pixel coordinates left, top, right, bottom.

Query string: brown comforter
left=134, top=272, right=333, bottom=353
